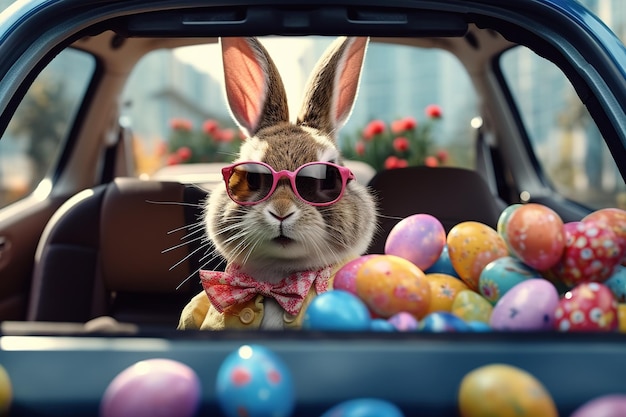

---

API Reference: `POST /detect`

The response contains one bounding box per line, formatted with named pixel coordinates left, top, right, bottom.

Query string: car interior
left=0, top=1, right=625, bottom=415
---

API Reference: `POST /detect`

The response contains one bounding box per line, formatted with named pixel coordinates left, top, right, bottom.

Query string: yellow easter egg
left=425, top=273, right=470, bottom=313
left=618, top=304, right=626, bottom=333
left=458, top=364, right=558, bottom=417
left=447, top=221, right=509, bottom=291
left=451, top=290, right=493, bottom=323
left=0, top=365, right=12, bottom=415
left=356, top=254, right=430, bottom=319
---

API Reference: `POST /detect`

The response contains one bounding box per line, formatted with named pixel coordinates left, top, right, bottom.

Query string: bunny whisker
left=146, top=200, right=203, bottom=208
left=162, top=235, right=205, bottom=254
left=168, top=220, right=204, bottom=235
left=168, top=240, right=211, bottom=272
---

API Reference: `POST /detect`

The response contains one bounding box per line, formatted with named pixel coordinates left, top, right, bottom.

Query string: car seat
left=366, top=166, right=506, bottom=254
left=27, top=178, right=216, bottom=327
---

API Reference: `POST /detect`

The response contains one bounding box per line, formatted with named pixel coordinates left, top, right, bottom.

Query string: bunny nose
left=269, top=211, right=294, bottom=222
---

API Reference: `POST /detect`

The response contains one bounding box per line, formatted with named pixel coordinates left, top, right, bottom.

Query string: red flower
left=424, top=156, right=439, bottom=167
left=217, top=128, right=235, bottom=143
left=402, top=116, right=417, bottom=130
left=355, top=141, right=366, bottom=156
left=384, top=156, right=408, bottom=170
left=202, top=119, right=219, bottom=135
left=362, top=119, right=386, bottom=140
left=436, top=149, right=449, bottom=163
left=425, top=104, right=443, bottom=119
left=176, top=146, right=192, bottom=161
left=169, top=118, right=193, bottom=131
left=393, top=137, right=410, bottom=153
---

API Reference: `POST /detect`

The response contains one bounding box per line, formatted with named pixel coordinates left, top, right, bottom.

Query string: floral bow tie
left=200, top=264, right=331, bottom=316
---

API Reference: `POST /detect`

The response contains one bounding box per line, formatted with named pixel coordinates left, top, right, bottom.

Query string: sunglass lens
left=296, top=164, right=343, bottom=204
left=228, top=163, right=273, bottom=203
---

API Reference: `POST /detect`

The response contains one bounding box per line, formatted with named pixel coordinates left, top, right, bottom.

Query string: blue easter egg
left=605, top=265, right=626, bottom=302
left=478, top=256, right=538, bottom=305
left=387, top=312, right=419, bottom=331
left=466, top=321, right=493, bottom=332
left=370, top=318, right=396, bottom=332
left=320, top=398, right=405, bottom=417
left=302, top=290, right=371, bottom=331
left=424, top=245, right=459, bottom=277
left=216, top=345, right=295, bottom=417
left=418, top=312, right=470, bottom=332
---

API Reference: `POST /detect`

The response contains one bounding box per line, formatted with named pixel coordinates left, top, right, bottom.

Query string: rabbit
left=178, top=36, right=377, bottom=330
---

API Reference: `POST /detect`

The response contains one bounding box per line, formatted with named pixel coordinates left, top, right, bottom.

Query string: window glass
left=500, top=46, right=625, bottom=210
left=125, top=39, right=478, bottom=185
left=0, top=48, right=95, bottom=208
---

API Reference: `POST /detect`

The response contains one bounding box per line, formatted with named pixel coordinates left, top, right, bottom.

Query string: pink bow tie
left=200, top=265, right=331, bottom=316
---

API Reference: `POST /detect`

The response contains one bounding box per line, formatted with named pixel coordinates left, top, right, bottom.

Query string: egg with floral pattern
left=447, top=221, right=509, bottom=291
left=497, top=204, right=523, bottom=253
left=451, top=290, right=493, bottom=323
left=549, top=221, right=622, bottom=287
left=504, top=203, right=565, bottom=271
left=478, top=256, right=538, bottom=305
left=583, top=208, right=626, bottom=265
left=425, top=273, right=470, bottom=313
left=356, top=255, right=431, bottom=319
left=385, top=214, right=446, bottom=271
left=554, top=282, right=618, bottom=332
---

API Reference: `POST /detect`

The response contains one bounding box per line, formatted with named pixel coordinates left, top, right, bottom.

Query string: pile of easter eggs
left=303, top=205, right=626, bottom=333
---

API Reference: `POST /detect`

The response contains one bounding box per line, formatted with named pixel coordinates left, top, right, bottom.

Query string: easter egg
left=356, top=255, right=431, bottom=319
left=0, top=365, right=11, bottom=415
left=320, top=398, right=405, bottom=417
left=458, top=364, right=558, bottom=417
left=334, top=255, right=380, bottom=295
left=447, top=221, right=509, bottom=290
left=466, top=321, right=492, bottom=332
left=489, top=279, right=559, bottom=331
left=387, top=312, right=419, bottom=331
left=100, top=358, right=201, bottom=417
left=604, top=265, right=626, bottom=302
left=302, top=290, right=371, bottom=331
left=425, top=273, right=470, bottom=313
left=618, top=304, right=626, bottom=333
left=497, top=204, right=523, bottom=252
left=216, top=345, right=294, bottom=417
left=555, top=282, right=618, bottom=332
left=550, top=221, right=622, bottom=287
left=370, top=318, right=396, bottom=332
left=570, top=394, right=626, bottom=417
left=583, top=208, right=626, bottom=264
left=424, top=245, right=459, bottom=277
left=478, top=256, right=538, bottom=305
left=418, top=311, right=470, bottom=332
left=451, top=290, right=493, bottom=323
left=385, top=214, right=446, bottom=271
left=504, top=203, right=565, bottom=270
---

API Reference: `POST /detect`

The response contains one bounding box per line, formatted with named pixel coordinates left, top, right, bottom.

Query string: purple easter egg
left=387, top=312, right=419, bottom=331
left=100, top=358, right=201, bottom=417
left=385, top=214, right=446, bottom=271
left=570, top=395, right=626, bottom=417
left=490, top=279, right=559, bottom=331
left=334, top=255, right=380, bottom=295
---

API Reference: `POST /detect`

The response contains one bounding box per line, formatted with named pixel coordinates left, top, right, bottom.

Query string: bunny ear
left=221, top=37, right=289, bottom=136
left=297, top=37, right=369, bottom=138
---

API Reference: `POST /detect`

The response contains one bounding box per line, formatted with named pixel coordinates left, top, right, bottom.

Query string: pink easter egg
left=570, top=394, right=626, bottom=417
left=489, top=279, right=560, bottom=331
left=583, top=208, right=626, bottom=265
left=385, top=214, right=446, bottom=271
left=550, top=221, right=622, bottom=287
left=505, top=203, right=565, bottom=271
left=334, top=255, right=380, bottom=295
left=554, top=282, right=618, bottom=332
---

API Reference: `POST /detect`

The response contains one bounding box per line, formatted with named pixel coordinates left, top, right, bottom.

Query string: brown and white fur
left=205, top=37, right=377, bottom=329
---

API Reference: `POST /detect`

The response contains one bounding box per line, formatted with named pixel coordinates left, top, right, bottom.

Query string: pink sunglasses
left=222, top=161, right=355, bottom=206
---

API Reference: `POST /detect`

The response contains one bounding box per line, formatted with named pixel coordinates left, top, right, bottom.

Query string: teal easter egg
left=302, top=290, right=371, bottom=331
left=605, top=265, right=626, bottom=302
left=478, top=256, right=539, bottom=305
left=385, top=214, right=446, bottom=271
left=321, top=398, right=405, bottom=417
left=424, top=245, right=459, bottom=277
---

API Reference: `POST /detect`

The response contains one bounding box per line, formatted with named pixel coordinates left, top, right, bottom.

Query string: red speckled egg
left=356, top=255, right=431, bottom=319
left=554, top=282, right=618, bottom=332
left=447, top=221, right=509, bottom=291
left=504, top=203, right=565, bottom=271
left=550, top=222, right=622, bottom=287
left=583, top=208, right=626, bottom=265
